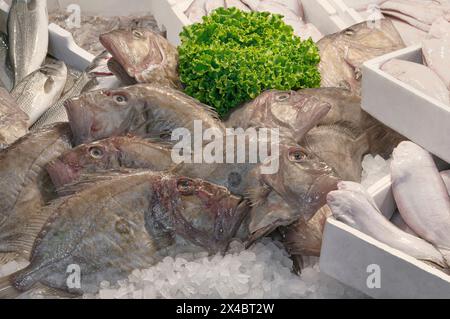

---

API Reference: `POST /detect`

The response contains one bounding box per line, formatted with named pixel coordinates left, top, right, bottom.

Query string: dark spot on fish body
left=228, top=172, right=242, bottom=188
left=115, top=218, right=131, bottom=235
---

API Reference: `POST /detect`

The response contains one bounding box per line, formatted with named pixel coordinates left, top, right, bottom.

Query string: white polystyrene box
left=362, top=45, right=450, bottom=164
left=320, top=173, right=450, bottom=299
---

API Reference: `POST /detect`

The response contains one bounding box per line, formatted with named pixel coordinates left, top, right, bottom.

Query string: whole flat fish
left=391, top=142, right=450, bottom=265
left=327, top=181, right=447, bottom=268
left=11, top=62, right=67, bottom=127
left=0, top=171, right=248, bottom=297
left=0, top=123, right=72, bottom=261
left=8, top=0, right=49, bottom=86
left=0, top=87, right=28, bottom=149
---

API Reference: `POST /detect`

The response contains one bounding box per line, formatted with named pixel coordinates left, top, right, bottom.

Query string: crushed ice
left=82, top=239, right=365, bottom=299
left=361, top=154, right=391, bottom=188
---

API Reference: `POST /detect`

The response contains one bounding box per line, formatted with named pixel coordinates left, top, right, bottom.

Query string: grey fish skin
left=225, top=90, right=331, bottom=144
left=46, top=136, right=175, bottom=189
left=65, top=83, right=225, bottom=145
left=391, top=141, right=450, bottom=264
left=3, top=171, right=248, bottom=295
left=99, top=28, right=182, bottom=89
left=327, top=181, right=447, bottom=268
left=318, top=19, right=405, bottom=96
left=8, top=0, right=49, bottom=86
left=12, top=61, right=67, bottom=127
left=31, top=72, right=92, bottom=130
left=0, top=32, right=14, bottom=91
left=0, top=87, right=28, bottom=150
left=0, top=123, right=72, bottom=260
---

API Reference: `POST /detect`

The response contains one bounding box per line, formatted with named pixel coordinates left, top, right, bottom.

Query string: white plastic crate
left=320, top=173, right=450, bottom=299
left=362, top=45, right=450, bottom=164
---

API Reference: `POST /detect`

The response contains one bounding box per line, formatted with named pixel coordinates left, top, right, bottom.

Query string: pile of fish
left=0, top=0, right=413, bottom=298
left=328, top=141, right=450, bottom=272
left=381, top=26, right=450, bottom=106
left=350, top=0, right=450, bottom=46
left=182, top=0, right=324, bottom=42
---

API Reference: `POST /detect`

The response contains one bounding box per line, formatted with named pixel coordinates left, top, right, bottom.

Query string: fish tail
left=0, top=274, right=21, bottom=299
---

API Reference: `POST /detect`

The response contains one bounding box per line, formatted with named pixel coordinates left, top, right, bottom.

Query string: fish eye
left=177, top=178, right=195, bottom=195
left=132, top=30, right=144, bottom=39
left=113, top=94, right=128, bottom=104
left=89, top=146, right=104, bottom=159
left=276, top=93, right=290, bottom=101
left=288, top=148, right=308, bottom=162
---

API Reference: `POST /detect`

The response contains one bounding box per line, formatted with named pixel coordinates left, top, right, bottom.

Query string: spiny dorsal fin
left=56, top=169, right=145, bottom=197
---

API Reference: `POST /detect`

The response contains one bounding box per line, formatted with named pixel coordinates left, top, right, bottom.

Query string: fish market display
left=8, top=0, right=49, bottom=86
left=327, top=181, right=448, bottom=268
left=49, top=12, right=161, bottom=56
left=381, top=59, right=450, bottom=105
left=11, top=62, right=68, bottom=127
left=0, top=171, right=248, bottom=297
left=391, top=141, right=450, bottom=264
left=318, top=19, right=405, bottom=95
left=0, top=87, right=28, bottom=150
left=0, top=124, right=72, bottom=262
left=99, top=28, right=181, bottom=88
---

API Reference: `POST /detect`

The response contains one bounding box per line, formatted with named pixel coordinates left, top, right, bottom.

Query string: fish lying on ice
left=99, top=28, right=181, bottom=89
left=327, top=181, right=448, bottom=268
left=11, top=62, right=68, bottom=127
left=381, top=59, right=449, bottom=105
left=391, top=141, right=450, bottom=264
left=0, top=123, right=72, bottom=262
left=0, top=171, right=249, bottom=297
left=0, top=87, right=28, bottom=150
left=8, top=0, right=49, bottom=86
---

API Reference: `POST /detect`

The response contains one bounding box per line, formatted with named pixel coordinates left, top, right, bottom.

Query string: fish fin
left=367, top=124, right=405, bottom=157
left=56, top=169, right=143, bottom=196
left=245, top=184, right=271, bottom=207
left=0, top=274, right=21, bottom=299
left=0, top=253, right=24, bottom=266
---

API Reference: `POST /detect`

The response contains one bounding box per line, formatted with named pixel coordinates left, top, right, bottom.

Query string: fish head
left=261, top=144, right=339, bottom=221
left=319, top=19, right=404, bottom=92
left=64, top=86, right=148, bottom=145
left=160, top=176, right=250, bottom=253
left=253, top=90, right=331, bottom=142
left=100, top=28, right=165, bottom=81
left=46, top=137, right=126, bottom=188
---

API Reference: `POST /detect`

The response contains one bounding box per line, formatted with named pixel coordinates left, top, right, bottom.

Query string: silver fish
left=391, top=141, right=450, bottom=265
left=327, top=181, right=447, bottom=268
left=0, top=87, right=28, bottom=149
left=8, top=0, right=49, bottom=86
left=31, top=72, right=92, bottom=130
left=11, top=61, right=67, bottom=127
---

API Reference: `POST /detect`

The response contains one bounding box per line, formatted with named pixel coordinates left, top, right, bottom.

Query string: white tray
left=320, top=172, right=450, bottom=299
left=362, top=45, right=450, bottom=164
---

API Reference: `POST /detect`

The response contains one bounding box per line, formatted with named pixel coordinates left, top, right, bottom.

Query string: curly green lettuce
left=178, top=7, right=321, bottom=117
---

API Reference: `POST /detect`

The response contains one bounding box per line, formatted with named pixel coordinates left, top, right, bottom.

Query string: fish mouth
left=64, top=98, right=94, bottom=146
left=46, top=159, right=80, bottom=190
left=100, top=33, right=136, bottom=78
